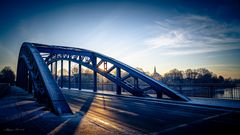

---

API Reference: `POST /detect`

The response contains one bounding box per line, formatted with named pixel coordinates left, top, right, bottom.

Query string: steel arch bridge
left=16, top=42, right=190, bottom=115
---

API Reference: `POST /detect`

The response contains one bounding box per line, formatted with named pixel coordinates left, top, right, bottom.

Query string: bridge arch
left=16, top=42, right=190, bottom=115
left=38, top=43, right=190, bottom=101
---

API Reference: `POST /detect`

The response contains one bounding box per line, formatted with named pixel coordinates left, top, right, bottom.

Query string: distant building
left=152, top=66, right=162, bottom=80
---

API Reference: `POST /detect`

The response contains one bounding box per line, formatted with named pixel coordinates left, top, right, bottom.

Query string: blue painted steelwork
left=78, top=64, right=82, bottom=90
left=16, top=42, right=190, bottom=115
left=61, top=59, right=63, bottom=88
left=68, top=60, right=71, bottom=89
left=16, top=42, right=72, bottom=115
left=33, top=42, right=190, bottom=101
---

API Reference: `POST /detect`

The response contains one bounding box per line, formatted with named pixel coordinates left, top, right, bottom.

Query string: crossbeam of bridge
left=16, top=42, right=189, bottom=115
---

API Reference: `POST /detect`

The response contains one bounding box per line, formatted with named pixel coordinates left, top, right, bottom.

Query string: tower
left=152, top=66, right=162, bottom=80
left=154, top=66, right=156, bottom=74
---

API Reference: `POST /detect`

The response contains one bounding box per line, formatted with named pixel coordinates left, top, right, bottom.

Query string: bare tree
left=164, top=69, right=183, bottom=84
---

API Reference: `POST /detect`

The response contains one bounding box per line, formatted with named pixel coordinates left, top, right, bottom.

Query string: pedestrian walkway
left=190, top=97, right=240, bottom=110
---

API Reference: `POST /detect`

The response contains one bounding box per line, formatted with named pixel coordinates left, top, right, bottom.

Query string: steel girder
left=16, top=42, right=72, bottom=115
left=32, top=42, right=190, bottom=101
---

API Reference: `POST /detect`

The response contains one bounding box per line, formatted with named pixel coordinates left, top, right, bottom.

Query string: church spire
left=154, top=66, right=156, bottom=74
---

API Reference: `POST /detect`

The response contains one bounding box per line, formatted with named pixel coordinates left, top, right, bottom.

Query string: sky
left=0, top=0, right=240, bottom=78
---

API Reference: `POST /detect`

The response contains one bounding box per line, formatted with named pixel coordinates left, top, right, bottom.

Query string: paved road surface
left=1, top=87, right=240, bottom=135
left=62, top=89, right=240, bottom=135
left=0, top=87, right=112, bottom=135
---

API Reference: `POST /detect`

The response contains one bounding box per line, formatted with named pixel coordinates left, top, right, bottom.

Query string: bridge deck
left=1, top=87, right=240, bottom=135
left=64, top=88, right=240, bottom=110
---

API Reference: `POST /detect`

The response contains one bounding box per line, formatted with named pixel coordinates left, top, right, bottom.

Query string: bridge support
left=68, top=60, right=71, bottom=89
left=23, top=68, right=28, bottom=91
left=28, top=74, right=32, bottom=93
left=78, top=64, right=82, bottom=90
left=54, top=61, right=57, bottom=82
left=61, top=59, right=63, bottom=88
left=116, top=67, right=121, bottom=95
left=157, top=91, right=163, bottom=99
left=92, top=56, right=97, bottom=92
left=55, top=61, right=57, bottom=80
left=93, top=71, right=97, bottom=92
left=134, top=77, right=138, bottom=88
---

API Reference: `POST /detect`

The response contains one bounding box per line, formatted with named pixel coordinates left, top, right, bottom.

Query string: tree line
left=163, top=68, right=226, bottom=84
left=0, top=66, right=15, bottom=85
left=138, top=67, right=239, bottom=85
left=0, top=65, right=239, bottom=85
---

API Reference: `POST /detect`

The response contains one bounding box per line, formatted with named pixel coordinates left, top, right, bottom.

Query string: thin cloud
left=205, top=64, right=240, bottom=68
left=145, top=30, right=192, bottom=49
left=145, top=14, right=240, bottom=55
left=161, top=45, right=240, bottom=55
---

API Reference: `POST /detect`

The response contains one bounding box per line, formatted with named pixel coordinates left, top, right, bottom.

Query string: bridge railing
left=59, top=80, right=240, bottom=100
